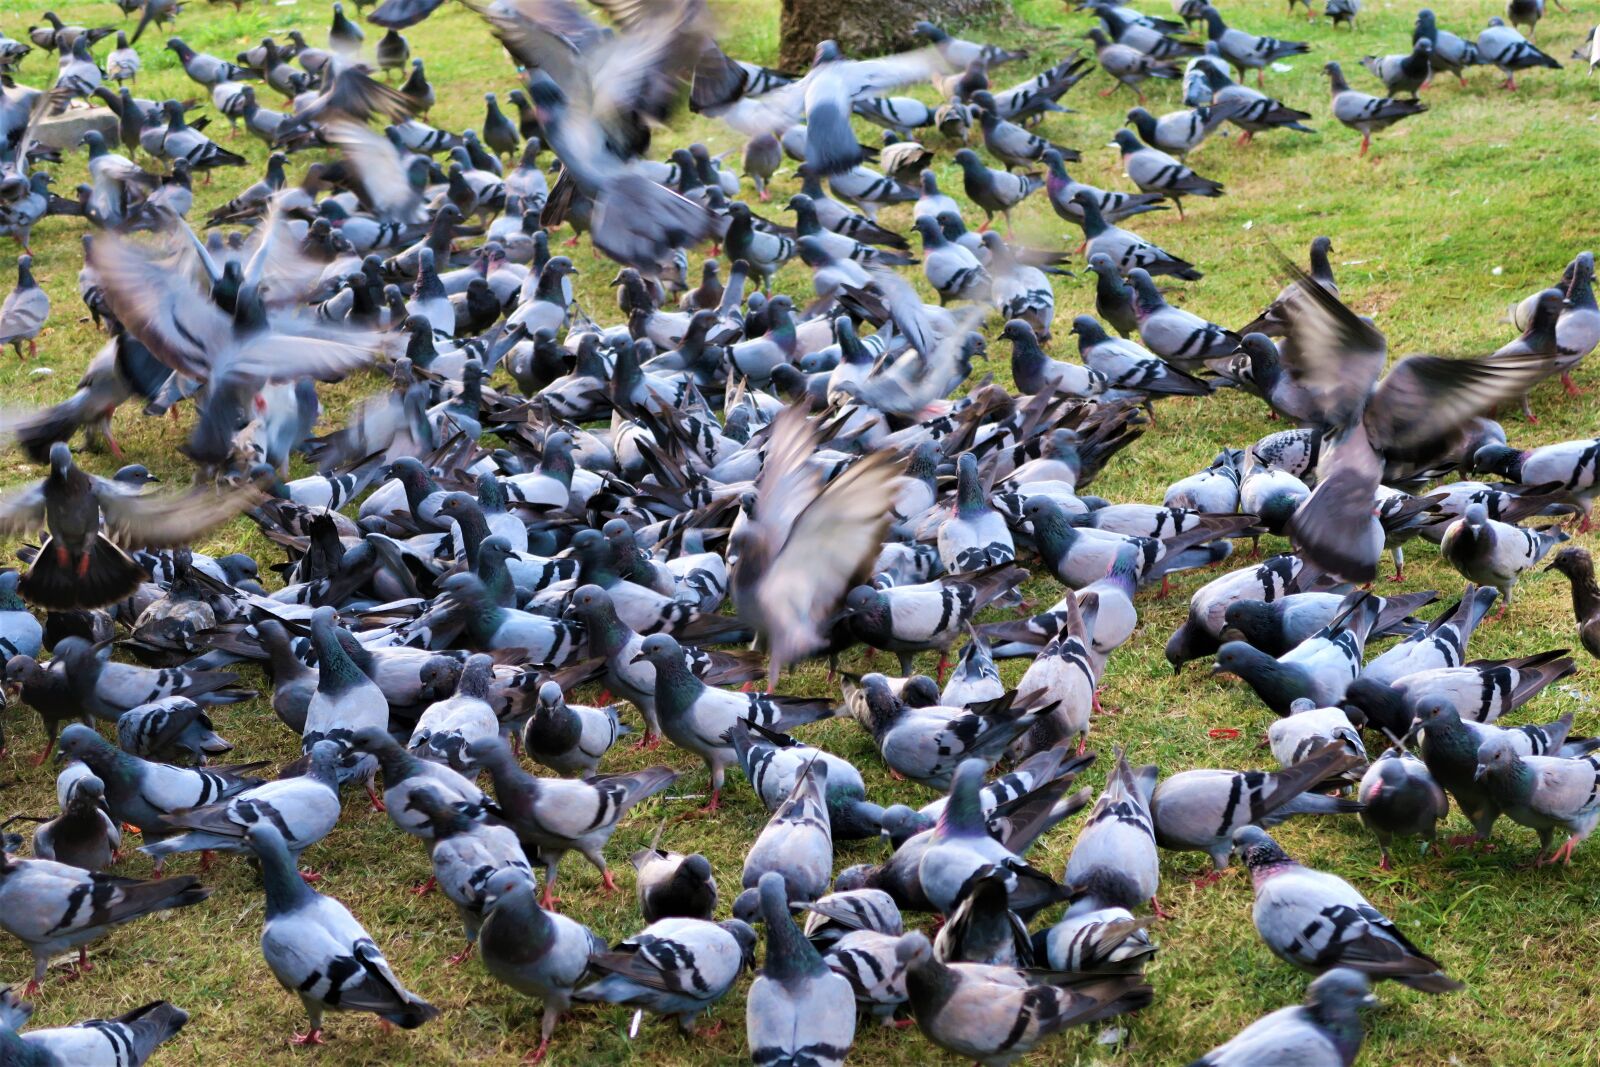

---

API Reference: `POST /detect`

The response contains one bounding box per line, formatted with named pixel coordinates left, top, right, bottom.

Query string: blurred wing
left=89, top=233, right=233, bottom=380
left=760, top=449, right=906, bottom=679
left=0, top=483, right=47, bottom=535
left=231, top=318, right=386, bottom=383
left=95, top=479, right=260, bottom=548
left=835, top=49, right=950, bottom=98
left=461, top=0, right=592, bottom=90
left=323, top=119, right=424, bottom=223
left=753, top=402, right=825, bottom=536
left=1273, top=252, right=1386, bottom=429
left=588, top=0, right=710, bottom=134
left=1366, top=351, right=1554, bottom=456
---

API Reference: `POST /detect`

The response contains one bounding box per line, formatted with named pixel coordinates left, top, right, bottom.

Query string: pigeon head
left=4, top=654, right=43, bottom=688
left=842, top=584, right=884, bottom=618
left=893, top=930, right=934, bottom=968
left=46, top=441, right=73, bottom=476
left=1461, top=501, right=1490, bottom=532
left=912, top=215, right=943, bottom=244
left=536, top=680, right=563, bottom=711
left=919, top=169, right=942, bottom=195
left=1473, top=732, right=1518, bottom=782
left=1402, top=696, right=1460, bottom=744
left=811, top=39, right=843, bottom=65
left=832, top=864, right=882, bottom=892
left=1305, top=968, right=1378, bottom=1016
left=952, top=148, right=982, bottom=171
left=1210, top=640, right=1278, bottom=683
left=878, top=804, right=932, bottom=846
left=562, top=583, right=614, bottom=623
left=436, top=491, right=478, bottom=519
left=1068, top=315, right=1108, bottom=345
left=57, top=722, right=109, bottom=763
left=1546, top=545, right=1595, bottom=581
left=912, top=21, right=946, bottom=42
left=1469, top=443, right=1522, bottom=478
left=521, top=72, right=566, bottom=120
left=999, top=318, right=1038, bottom=345
left=1230, top=825, right=1291, bottom=868
left=66, top=773, right=105, bottom=807
left=631, top=632, right=682, bottom=666
left=482, top=866, right=536, bottom=909
left=1111, top=128, right=1142, bottom=155
left=112, top=464, right=158, bottom=487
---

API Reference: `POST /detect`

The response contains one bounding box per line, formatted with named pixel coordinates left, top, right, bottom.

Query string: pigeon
left=631, top=830, right=718, bottom=923
left=845, top=674, right=1043, bottom=790
left=0, top=442, right=256, bottom=610
left=247, top=822, right=438, bottom=1044
left=575, top=916, right=757, bottom=1033
left=1474, top=732, right=1600, bottom=865
left=1476, top=17, right=1561, bottom=89
left=1126, top=268, right=1236, bottom=362
left=142, top=740, right=343, bottom=875
left=970, top=94, right=1077, bottom=170
left=1234, top=825, right=1463, bottom=992
left=1268, top=257, right=1548, bottom=584
left=1361, top=40, right=1433, bottom=99
left=734, top=757, right=833, bottom=918
left=1008, top=318, right=1106, bottom=398
left=468, top=734, right=676, bottom=904
left=896, top=930, right=1152, bottom=1066
left=1063, top=747, right=1162, bottom=917
left=1072, top=191, right=1201, bottom=279
left=1413, top=9, right=1479, bottom=86
left=407, top=652, right=499, bottom=773
left=1224, top=590, right=1435, bottom=660
left=115, top=697, right=234, bottom=765
left=801, top=889, right=906, bottom=946
left=1151, top=743, right=1365, bottom=876
left=1190, top=968, right=1375, bottom=1066
left=1238, top=236, right=1337, bottom=338
left=1439, top=503, right=1567, bottom=609
left=477, top=866, right=605, bottom=1062
left=949, top=148, right=1041, bottom=232
left=1323, top=62, right=1427, bottom=156
left=1085, top=28, right=1179, bottom=102
left=913, top=22, right=1028, bottom=69
left=746, top=871, right=857, bottom=1067
left=1198, top=6, right=1311, bottom=87
left=1358, top=747, right=1448, bottom=870
left=1213, top=594, right=1381, bottom=713
left=0, top=846, right=209, bottom=994
left=728, top=404, right=905, bottom=685
left=914, top=216, right=991, bottom=304
left=1267, top=696, right=1366, bottom=774
left=0, top=989, right=190, bottom=1065
left=1111, top=130, right=1223, bottom=220
left=634, top=632, right=831, bottom=809
left=0, top=571, right=42, bottom=660
left=30, top=772, right=120, bottom=872
left=932, top=865, right=1032, bottom=966
left=54, top=723, right=264, bottom=856
left=0, top=255, right=49, bottom=360
left=1042, top=150, right=1166, bottom=228
left=1472, top=437, right=1600, bottom=532
left=1343, top=649, right=1575, bottom=738
left=521, top=680, right=625, bottom=778
left=166, top=37, right=252, bottom=86
left=1359, top=586, right=1497, bottom=688
left=1547, top=547, right=1600, bottom=659
left=407, top=786, right=532, bottom=961
left=1124, top=103, right=1237, bottom=159
left=732, top=720, right=884, bottom=840
left=301, top=606, right=388, bottom=802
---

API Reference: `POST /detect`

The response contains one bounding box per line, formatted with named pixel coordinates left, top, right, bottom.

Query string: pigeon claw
left=290, top=1029, right=326, bottom=1046
left=412, top=876, right=437, bottom=896
left=447, top=944, right=475, bottom=967
left=523, top=1038, right=552, bottom=1065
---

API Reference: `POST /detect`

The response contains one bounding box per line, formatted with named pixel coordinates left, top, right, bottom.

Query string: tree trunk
left=778, top=0, right=1000, bottom=70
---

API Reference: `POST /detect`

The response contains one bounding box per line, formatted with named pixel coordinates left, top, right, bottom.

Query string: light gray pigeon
left=1151, top=742, right=1365, bottom=876
left=746, top=871, right=857, bottom=1067
left=1324, top=61, right=1427, bottom=156
left=1198, top=5, right=1311, bottom=86
left=1189, top=967, right=1374, bottom=1066
left=1476, top=17, right=1561, bottom=88
left=0, top=988, right=190, bottom=1066
left=247, top=822, right=439, bottom=1045
left=731, top=720, right=884, bottom=840
left=142, top=740, right=343, bottom=875
left=407, top=785, right=532, bottom=963
left=1072, top=191, right=1201, bottom=279
left=1474, top=732, right=1600, bottom=865
left=1064, top=747, right=1162, bottom=917
left=0, top=846, right=208, bottom=995
left=734, top=757, right=834, bottom=919
left=896, top=930, right=1152, bottom=1066
left=477, top=867, right=605, bottom=1063
left=1440, top=503, right=1567, bottom=608
left=1234, top=825, right=1463, bottom=992
left=1212, top=593, right=1382, bottom=713
left=575, top=916, right=757, bottom=1033
left=1111, top=131, right=1223, bottom=220
left=1126, top=268, right=1238, bottom=363
left=800, top=888, right=905, bottom=947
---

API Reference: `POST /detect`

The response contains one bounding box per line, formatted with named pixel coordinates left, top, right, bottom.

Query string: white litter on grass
left=1242, top=220, right=1253, bottom=230
left=1098, top=1026, right=1128, bottom=1046
left=1271, top=62, right=1293, bottom=72
left=1557, top=685, right=1592, bottom=703
left=1492, top=266, right=1504, bottom=276
left=1342, top=259, right=1367, bottom=266
left=629, top=1009, right=644, bottom=1039
left=27, top=367, right=52, bottom=378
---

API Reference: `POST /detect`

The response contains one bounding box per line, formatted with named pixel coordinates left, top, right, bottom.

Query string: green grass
left=3, top=0, right=1600, bottom=1062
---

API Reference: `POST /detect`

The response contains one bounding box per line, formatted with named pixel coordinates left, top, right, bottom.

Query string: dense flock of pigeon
left=0, top=0, right=1597, bottom=1062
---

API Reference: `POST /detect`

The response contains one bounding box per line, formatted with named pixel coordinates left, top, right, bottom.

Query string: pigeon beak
left=1209, top=664, right=1230, bottom=677
left=1362, top=993, right=1380, bottom=1008
left=1473, top=763, right=1489, bottom=782
left=1401, top=722, right=1422, bottom=746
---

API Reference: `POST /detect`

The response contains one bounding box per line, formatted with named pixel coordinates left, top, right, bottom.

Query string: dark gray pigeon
left=631, top=827, right=718, bottom=922
left=31, top=772, right=119, bottom=872
left=1358, top=747, right=1448, bottom=870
